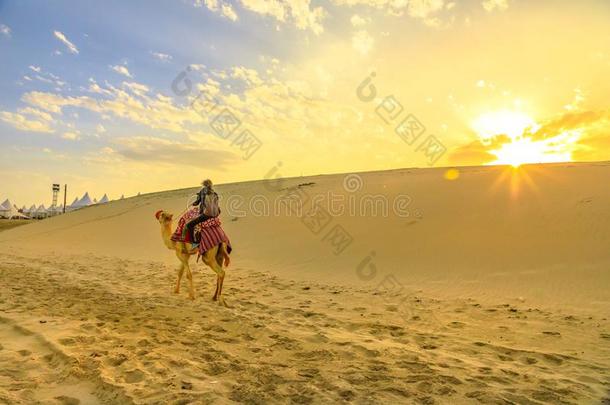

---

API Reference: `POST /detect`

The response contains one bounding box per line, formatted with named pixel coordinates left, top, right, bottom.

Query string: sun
left=491, top=137, right=572, bottom=167
left=472, top=110, right=577, bottom=167
left=472, top=110, right=537, bottom=141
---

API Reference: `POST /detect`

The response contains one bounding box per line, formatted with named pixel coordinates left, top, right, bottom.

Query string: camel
left=156, top=210, right=231, bottom=305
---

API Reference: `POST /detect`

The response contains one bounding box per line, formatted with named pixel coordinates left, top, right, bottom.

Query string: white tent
left=98, top=194, right=109, bottom=204
left=70, top=192, right=94, bottom=210
left=34, top=204, right=48, bottom=219
left=0, top=201, right=29, bottom=219
left=48, top=205, right=64, bottom=217
left=0, top=200, right=28, bottom=219
left=9, top=207, right=29, bottom=219
left=66, top=197, right=79, bottom=212
left=12, top=204, right=26, bottom=219
left=0, top=199, right=11, bottom=218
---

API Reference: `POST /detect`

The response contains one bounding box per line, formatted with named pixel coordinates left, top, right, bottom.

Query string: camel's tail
left=219, top=242, right=231, bottom=267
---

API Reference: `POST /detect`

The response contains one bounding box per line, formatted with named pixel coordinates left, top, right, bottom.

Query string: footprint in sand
left=124, top=369, right=146, bottom=383
left=54, top=395, right=81, bottom=405
left=0, top=317, right=109, bottom=404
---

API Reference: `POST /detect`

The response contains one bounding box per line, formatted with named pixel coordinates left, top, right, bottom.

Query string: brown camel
left=156, top=210, right=230, bottom=304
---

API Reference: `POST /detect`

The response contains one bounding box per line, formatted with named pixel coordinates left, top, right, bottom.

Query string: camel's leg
left=184, top=258, right=195, bottom=300
left=210, top=263, right=226, bottom=305
left=174, top=262, right=184, bottom=294
left=217, top=271, right=225, bottom=301
left=212, top=276, right=220, bottom=301
left=174, top=248, right=186, bottom=294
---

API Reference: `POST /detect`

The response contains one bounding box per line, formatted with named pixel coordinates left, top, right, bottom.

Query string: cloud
left=194, top=0, right=239, bottom=21
left=110, top=65, right=133, bottom=78
left=21, top=91, right=93, bottom=114
left=221, top=3, right=239, bottom=21
left=450, top=109, right=610, bottom=166
left=62, top=131, right=80, bottom=140
left=0, top=111, right=55, bottom=133
left=0, top=24, right=10, bottom=37
left=150, top=51, right=173, bottom=62
left=530, top=110, right=609, bottom=141
left=408, top=0, right=446, bottom=19
left=231, top=0, right=325, bottom=34
left=352, top=30, right=374, bottom=55
left=21, top=83, right=205, bottom=133
left=332, top=0, right=450, bottom=26
left=113, top=136, right=236, bottom=169
left=53, top=31, right=79, bottom=54
left=448, top=139, right=502, bottom=166
left=17, top=107, right=53, bottom=122
left=482, top=0, right=508, bottom=12
left=122, top=81, right=149, bottom=95
left=231, top=66, right=263, bottom=85
left=350, top=14, right=370, bottom=27
left=25, top=66, right=66, bottom=88
left=13, top=64, right=400, bottom=170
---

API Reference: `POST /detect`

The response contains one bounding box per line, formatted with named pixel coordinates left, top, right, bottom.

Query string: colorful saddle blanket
left=170, top=207, right=200, bottom=242
left=171, top=207, right=232, bottom=255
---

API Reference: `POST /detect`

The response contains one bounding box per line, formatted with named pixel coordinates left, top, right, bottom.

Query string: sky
left=1, top=0, right=609, bottom=207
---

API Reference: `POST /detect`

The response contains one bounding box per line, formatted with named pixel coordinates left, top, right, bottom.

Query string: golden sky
left=0, top=0, right=609, bottom=206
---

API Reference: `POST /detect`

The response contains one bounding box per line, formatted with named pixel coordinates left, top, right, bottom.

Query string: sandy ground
left=0, top=163, right=609, bottom=404
left=0, top=219, right=32, bottom=232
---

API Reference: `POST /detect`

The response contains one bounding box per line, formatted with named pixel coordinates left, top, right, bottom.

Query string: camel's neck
left=160, top=222, right=176, bottom=250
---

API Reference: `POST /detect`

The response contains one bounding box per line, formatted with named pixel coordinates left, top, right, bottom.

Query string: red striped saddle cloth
left=170, top=207, right=232, bottom=254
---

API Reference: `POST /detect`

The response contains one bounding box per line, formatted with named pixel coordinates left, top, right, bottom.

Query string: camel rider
left=183, top=179, right=221, bottom=243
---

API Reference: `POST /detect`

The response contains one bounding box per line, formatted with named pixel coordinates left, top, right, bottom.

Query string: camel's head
left=155, top=210, right=173, bottom=225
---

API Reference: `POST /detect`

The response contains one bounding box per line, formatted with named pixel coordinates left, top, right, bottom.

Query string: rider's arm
left=192, top=189, right=202, bottom=206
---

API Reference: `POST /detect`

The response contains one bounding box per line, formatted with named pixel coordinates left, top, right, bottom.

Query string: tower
left=52, top=183, right=60, bottom=207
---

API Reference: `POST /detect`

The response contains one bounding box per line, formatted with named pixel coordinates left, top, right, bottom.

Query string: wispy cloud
left=350, top=14, right=370, bottom=27
left=150, top=51, right=173, bottom=62
left=62, top=131, right=80, bottom=140
left=530, top=110, right=609, bottom=141
left=0, top=24, right=11, bottom=38
left=248, top=0, right=325, bottom=34
left=482, top=0, right=509, bottom=12
left=17, top=107, right=53, bottom=123
left=332, top=0, right=456, bottom=27
left=110, top=65, right=133, bottom=78
left=195, top=0, right=324, bottom=33
left=221, top=3, right=239, bottom=21
left=0, top=111, right=55, bottom=133
left=53, top=30, right=79, bottom=54
left=113, top=136, right=236, bottom=169
left=25, top=66, right=66, bottom=88
left=194, top=0, right=239, bottom=21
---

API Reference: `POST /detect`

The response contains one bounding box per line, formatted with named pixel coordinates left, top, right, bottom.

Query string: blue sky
left=1, top=0, right=609, bottom=207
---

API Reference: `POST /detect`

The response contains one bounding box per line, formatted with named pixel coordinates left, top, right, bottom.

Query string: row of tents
left=0, top=193, right=118, bottom=220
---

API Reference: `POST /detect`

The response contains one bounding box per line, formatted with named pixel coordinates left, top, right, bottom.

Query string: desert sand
left=0, top=220, right=31, bottom=233
left=0, top=162, right=609, bottom=404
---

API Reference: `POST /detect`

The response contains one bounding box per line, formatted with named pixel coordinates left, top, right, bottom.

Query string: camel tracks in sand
left=0, top=253, right=609, bottom=403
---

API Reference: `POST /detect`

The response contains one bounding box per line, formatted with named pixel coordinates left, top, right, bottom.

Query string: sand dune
left=1, top=163, right=609, bottom=403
